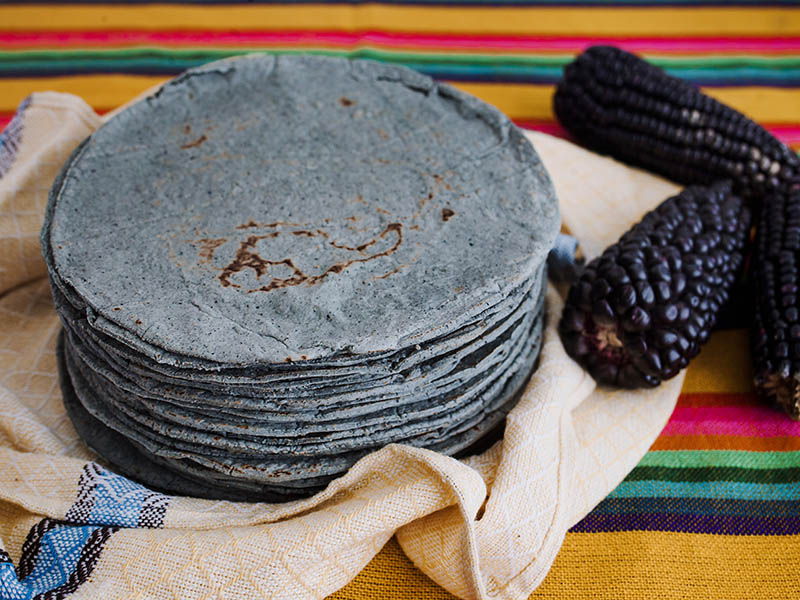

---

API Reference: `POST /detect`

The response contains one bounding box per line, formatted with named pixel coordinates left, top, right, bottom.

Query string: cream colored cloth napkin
left=0, top=92, right=682, bottom=600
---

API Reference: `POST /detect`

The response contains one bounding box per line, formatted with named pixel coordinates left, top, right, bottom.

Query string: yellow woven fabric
left=0, top=91, right=683, bottom=600
left=334, top=527, right=800, bottom=600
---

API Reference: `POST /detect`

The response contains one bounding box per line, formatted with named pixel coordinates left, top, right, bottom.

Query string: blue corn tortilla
left=45, top=54, right=557, bottom=500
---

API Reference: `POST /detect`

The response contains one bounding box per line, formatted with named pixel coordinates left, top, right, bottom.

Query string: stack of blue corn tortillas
left=42, top=54, right=559, bottom=501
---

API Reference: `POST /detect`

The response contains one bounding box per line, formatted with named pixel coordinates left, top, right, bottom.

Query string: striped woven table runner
left=2, top=3, right=799, bottom=599
left=2, top=3, right=800, bottom=149
left=331, top=330, right=800, bottom=599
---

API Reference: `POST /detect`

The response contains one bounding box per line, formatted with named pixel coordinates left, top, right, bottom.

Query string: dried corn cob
left=553, top=45, right=800, bottom=200
left=555, top=45, right=800, bottom=416
left=560, top=181, right=750, bottom=388
left=752, top=190, right=800, bottom=420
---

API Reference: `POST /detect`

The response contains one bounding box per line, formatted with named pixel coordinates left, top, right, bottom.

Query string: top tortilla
left=47, top=53, right=558, bottom=365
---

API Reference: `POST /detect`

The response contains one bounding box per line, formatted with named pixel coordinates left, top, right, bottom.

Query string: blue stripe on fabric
left=0, top=524, right=102, bottom=600
left=609, top=480, right=800, bottom=501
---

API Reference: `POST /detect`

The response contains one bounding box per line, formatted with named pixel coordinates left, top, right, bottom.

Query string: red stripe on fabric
left=0, top=114, right=12, bottom=132
left=670, top=404, right=796, bottom=423
left=2, top=31, right=800, bottom=54
left=513, top=120, right=569, bottom=138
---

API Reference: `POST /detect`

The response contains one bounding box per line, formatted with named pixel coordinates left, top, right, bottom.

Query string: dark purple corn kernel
left=553, top=45, right=800, bottom=200
left=559, top=181, right=750, bottom=389
left=753, top=190, right=800, bottom=420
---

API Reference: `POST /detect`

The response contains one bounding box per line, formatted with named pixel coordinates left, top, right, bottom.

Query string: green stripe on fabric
left=5, top=51, right=800, bottom=85
left=3, top=47, right=800, bottom=69
left=639, top=450, right=800, bottom=469
left=627, top=465, right=800, bottom=484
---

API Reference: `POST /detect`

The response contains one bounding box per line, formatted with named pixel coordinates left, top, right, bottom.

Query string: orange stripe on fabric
left=1, top=6, right=800, bottom=36
left=680, top=329, right=753, bottom=395
left=3, top=76, right=800, bottom=126
left=1, top=74, right=169, bottom=113
left=453, top=83, right=800, bottom=125
left=650, top=434, right=800, bottom=451
left=532, top=531, right=800, bottom=600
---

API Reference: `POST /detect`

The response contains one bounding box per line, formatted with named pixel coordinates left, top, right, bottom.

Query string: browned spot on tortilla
left=377, top=129, right=389, bottom=140
left=181, top=134, right=207, bottom=149
left=217, top=223, right=404, bottom=293
left=329, top=236, right=377, bottom=253
left=184, top=124, right=191, bottom=134
left=374, top=266, right=403, bottom=280
left=354, top=195, right=367, bottom=205
left=339, top=97, right=355, bottom=107
left=376, top=207, right=391, bottom=216
left=455, top=286, right=464, bottom=293
left=218, top=234, right=307, bottom=290
left=291, top=230, right=315, bottom=237
left=135, top=319, right=142, bottom=325
left=113, top=307, right=121, bottom=311
left=192, top=237, right=227, bottom=263
left=433, top=173, right=452, bottom=190
left=345, top=216, right=359, bottom=222
left=442, top=208, right=455, bottom=222
left=236, top=220, right=304, bottom=230
left=409, top=224, right=420, bottom=231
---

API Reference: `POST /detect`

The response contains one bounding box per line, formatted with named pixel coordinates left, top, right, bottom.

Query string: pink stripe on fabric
left=663, top=405, right=800, bottom=437
left=765, top=126, right=800, bottom=145
left=2, top=31, right=800, bottom=54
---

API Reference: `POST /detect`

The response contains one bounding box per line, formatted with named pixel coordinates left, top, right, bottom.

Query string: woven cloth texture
left=0, top=90, right=684, bottom=600
left=3, top=4, right=800, bottom=597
